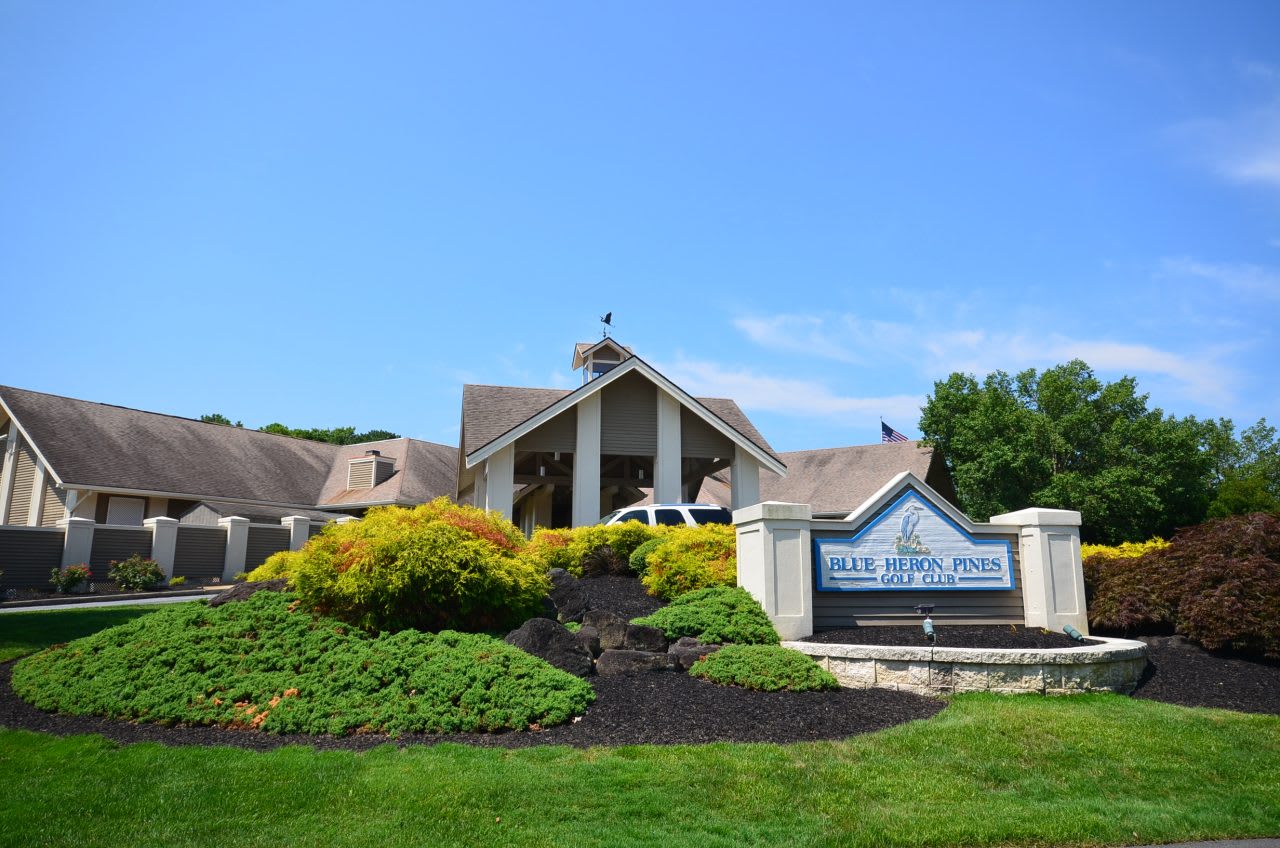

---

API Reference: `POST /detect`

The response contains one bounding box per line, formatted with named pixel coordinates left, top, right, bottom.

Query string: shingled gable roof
left=0, top=385, right=457, bottom=509
left=460, top=356, right=785, bottom=472
left=690, top=441, right=952, bottom=516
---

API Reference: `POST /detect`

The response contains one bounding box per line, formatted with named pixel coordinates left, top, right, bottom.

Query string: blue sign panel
left=814, top=491, right=1015, bottom=592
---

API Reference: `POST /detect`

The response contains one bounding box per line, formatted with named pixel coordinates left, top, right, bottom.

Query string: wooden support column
left=572, top=393, right=602, bottom=527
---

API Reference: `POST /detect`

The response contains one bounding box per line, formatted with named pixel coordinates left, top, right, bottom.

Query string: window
left=618, top=510, right=650, bottom=525
left=104, top=496, right=146, bottom=526
left=654, top=509, right=685, bottom=526
left=690, top=508, right=732, bottom=525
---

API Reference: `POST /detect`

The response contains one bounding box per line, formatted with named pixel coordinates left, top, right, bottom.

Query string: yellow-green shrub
left=641, top=524, right=737, bottom=600
left=1080, top=538, right=1169, bottom=561
left=246, top=548, right=305, bottom=581
left=523, top=521, right=664, bottom=576
left=287, top=499, right=544, bottom=633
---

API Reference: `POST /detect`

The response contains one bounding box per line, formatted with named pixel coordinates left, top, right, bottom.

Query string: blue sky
left=2, top=1, right=1277, bottom=453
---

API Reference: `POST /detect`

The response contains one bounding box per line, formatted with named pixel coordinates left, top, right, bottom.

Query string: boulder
left=668, top=640, right=722, bottom=671
left=575, top=624, right=602, bottom=658
left=595, top=649, right=675, bottom=676
left=504, top=618, right=595, bottom=678
left=623, top=624, right=668, bottom=653
left=548, top=568, right=590, bottom=623
left=207, top=579, right=289, bottom=608
left=582, top=609, right=628, bottom=650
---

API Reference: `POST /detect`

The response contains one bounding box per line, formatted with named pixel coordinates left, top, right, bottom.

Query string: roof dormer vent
left=348, top=452, right=396, bottom=489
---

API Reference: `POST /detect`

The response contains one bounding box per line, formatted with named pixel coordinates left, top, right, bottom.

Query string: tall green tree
left=920, top=360, right=1214, bottom=544
left=1203, top=417, right=1280, bottom=518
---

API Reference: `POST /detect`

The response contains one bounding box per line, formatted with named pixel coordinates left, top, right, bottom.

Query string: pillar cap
left=56, top=517, right=96, bottom=528
left=143, top=516, right=179, bottom=526
left=989, top=507, right=1082, bottom=526
left=217, top=516, right=251, bottom=526
left=733, top=501, right=813, bottom=523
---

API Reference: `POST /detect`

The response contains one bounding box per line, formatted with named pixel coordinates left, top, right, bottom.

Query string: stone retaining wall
left=784, top=636, right=1148, bottom=696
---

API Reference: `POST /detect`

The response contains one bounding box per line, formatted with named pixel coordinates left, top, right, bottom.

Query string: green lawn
left=1, top=605, right=1278, bottom=848
left=0, top=603, right=179, bottom=662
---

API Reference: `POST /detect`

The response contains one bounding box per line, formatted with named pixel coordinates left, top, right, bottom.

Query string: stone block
left=987, top=663, right=1046, bottom=692
left=582, top=610, right=628, bottom=650
left=952, top=662, right=989, bottom=692
left=623, top=624, right=668, bottom=653
left=595, top=649, right=674, bottom=675
left=929, top=663, right=954, bottom=689
left=828, top=657, right=876, bottom=687
left=874, top=660, right=929, bottom=690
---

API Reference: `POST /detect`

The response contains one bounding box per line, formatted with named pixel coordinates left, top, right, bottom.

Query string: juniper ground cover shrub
left=689, top=645, right=838, bottom=692
left=640, top=524, right=737, bottom=599
left=12, top=591, right=594, bottom=735
left=285, top=499, right=545, bottom=633
left=632, top=586, right=779, bottom=645
left=1086, top=512, right=1280, bottom=657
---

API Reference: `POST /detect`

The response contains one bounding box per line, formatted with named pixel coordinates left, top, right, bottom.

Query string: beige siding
left=5, top=439, right=37, bottom=526
left=681, top=408, right=733, bottom=458
left=600, top=372, right=657, bottom=454
left=347, top=459, right=375, bottom=489
left=39, top=480, right=65, bottom=527
left=515, top=408, right=577, bottom=453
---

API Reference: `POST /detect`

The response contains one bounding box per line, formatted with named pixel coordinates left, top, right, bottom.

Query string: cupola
left=570, top=338, right=633, bottom=384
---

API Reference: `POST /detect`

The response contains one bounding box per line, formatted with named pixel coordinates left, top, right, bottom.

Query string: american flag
left=881, top=421, right=909, bottom=443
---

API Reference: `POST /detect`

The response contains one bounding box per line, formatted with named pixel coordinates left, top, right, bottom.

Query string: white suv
left=599, top=504, right=733, bottom=527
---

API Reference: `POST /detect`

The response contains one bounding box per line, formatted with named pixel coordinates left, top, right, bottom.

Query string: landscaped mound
left=689, top=645, right=838, bottom=692
left=1085, top=512, right=1280, bottom=658
left=11, top=591, right=595, bottom=736
left=632, top=586, right=779, bottom=645
left=247, top=499, right=547, bottom=633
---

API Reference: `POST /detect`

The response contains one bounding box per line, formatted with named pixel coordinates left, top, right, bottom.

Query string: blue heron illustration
left=899, top=505, right=922, bottom=544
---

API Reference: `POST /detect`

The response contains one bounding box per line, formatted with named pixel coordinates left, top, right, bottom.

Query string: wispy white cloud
left=730, top=311, right=1239, bottom=407
left=658, top=357, right=924, bottom=423
left=1168, top=62, right=1280, bottom=190
left=1161, top=256, right=1280, bottom=300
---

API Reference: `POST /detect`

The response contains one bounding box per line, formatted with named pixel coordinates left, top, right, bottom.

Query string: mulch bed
left=577, top=575, right=667, bottom=620
left=1130, top=637, right=1280, bottom=716
left=802, top=625, right=1098, bottom=650
left=0, top=660, right=943, bottom=751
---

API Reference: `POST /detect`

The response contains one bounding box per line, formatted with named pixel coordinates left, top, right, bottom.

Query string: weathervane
left=600, top=311, right=612, bottom=338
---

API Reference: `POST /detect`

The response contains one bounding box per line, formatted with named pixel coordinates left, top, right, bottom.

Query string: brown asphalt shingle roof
left=0, top=385, right=457, bottom=509
left=690, top=441, right=942, bottom=515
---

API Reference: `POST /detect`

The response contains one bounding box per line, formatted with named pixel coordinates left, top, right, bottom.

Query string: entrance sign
left=814, top=491, right=1015, bottom=592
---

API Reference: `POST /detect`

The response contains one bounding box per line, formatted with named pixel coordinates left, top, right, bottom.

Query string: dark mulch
left=0, top=660, right=943, bottom=751
left=803, top=625, right=1099, bottom=650
left=1131, top=637, right=1280, bottom=716
left=578, top=575, right=667, bottom=620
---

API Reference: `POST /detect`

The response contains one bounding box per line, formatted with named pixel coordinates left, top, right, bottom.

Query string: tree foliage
left=258, top=423, right=401, bottom=445
left=920, top=360, right=1214, bottom=543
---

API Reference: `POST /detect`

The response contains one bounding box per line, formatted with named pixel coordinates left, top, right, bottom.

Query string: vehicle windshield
left=599, top=510, right=621, bottom=524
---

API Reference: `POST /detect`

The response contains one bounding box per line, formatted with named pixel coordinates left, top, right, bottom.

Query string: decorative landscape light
left=915, top=604, right=936, bottom=645
left=1063, top=624, right=1087, bottom=643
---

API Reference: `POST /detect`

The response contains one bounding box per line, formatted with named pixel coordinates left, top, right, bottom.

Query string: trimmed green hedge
left=12, top=591, right=594, bottom=736
left=689, top=645, right=838, bottom=692
left=632, top=586, right=779, bottom=645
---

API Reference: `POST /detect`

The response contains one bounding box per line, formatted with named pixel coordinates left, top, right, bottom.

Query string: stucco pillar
left=281, top=515, right=312, bottom=551
left=654, top=389, right=682, bottom=504
left=144, top=516, right=179, bottom=579
left=572, top=392, right=602, bottom=527
left=730, top=444, right=761, bottom=510
left=218, top=516, right=250, bottom=582
left=990, top=507, right=1088, bottom=633
left=484, top=444, right=515, bottom=520
left=58, top=517, right=96, bottom=568
left=0, top=427, right=19, bottom=523
left=734, top=502, right=814, bottom=640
